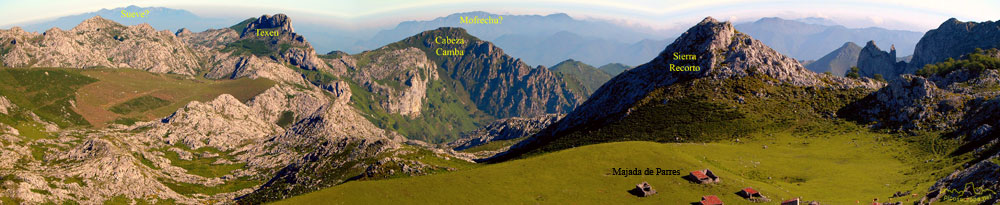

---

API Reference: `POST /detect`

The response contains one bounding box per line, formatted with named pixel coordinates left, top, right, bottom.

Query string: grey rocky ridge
left=855, top=18, right=1000, bottom=80
left=491, top=16, right=883, bottom=161
left=0, top=14, right=476, bottom=204
left=910, top=18, right=1000, bottom=70
left=1, top=16, right=201, bottom=75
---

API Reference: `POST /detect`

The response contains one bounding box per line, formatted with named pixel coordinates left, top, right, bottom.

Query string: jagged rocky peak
left=651, top=16, right=826, bottom=86
left=857, top=40, right=905, bottom=80
left=389, top=26, right=582, bottom=118
left=240, top=13, right=296, bottom=38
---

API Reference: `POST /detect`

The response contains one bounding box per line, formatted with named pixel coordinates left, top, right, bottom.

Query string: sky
left=0, top=0, right=998, bottom=32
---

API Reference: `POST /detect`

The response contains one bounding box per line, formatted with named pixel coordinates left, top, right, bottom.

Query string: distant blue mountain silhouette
left=14, top=5, right=237, bottom=33
left=735, top=17, right=924, bottom=61
left=353, top=11, right=677, bottom=67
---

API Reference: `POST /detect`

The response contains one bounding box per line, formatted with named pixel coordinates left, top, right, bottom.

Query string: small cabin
left=633, top=181, right=656, bottom=197
left=699, top=195, right=724, bottom=205
left=739, top=187, right=763, bottom=199
left=689, top=169, right=720, bottom=184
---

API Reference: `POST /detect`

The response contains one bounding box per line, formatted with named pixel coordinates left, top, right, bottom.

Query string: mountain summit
left=491, top=17, right=880, bottom=161
left=239, top=14, right=296, bottom=38
left=543, top=16, right=830, bottom=135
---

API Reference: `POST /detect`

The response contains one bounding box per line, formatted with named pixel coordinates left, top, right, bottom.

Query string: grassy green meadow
left=278, top=122, right=957, bottom=204
left=73, top=68, right=274, bottom=127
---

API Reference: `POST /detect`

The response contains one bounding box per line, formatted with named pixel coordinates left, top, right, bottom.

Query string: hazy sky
left=1, top=0, right=997, bottom=31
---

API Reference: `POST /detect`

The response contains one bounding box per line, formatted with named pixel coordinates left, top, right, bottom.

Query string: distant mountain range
left=12, top=7, right=936, bottom=71
left=354, top=11, right=677, bottom=67
left=735, top=17, right=924, bottom=61
left=10, top=5, right=237, bottom=33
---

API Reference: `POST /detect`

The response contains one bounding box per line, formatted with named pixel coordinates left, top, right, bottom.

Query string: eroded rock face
left=239, top=14, right=326, bottom=72
left=156, top=94, right=281, bottom=150
left=911, top=18, right=1000, bottom=70
left=857, top=41, right=907, bottom=80
left=237, top=87, right=407, bottom=203
left=346, top=47, right=439, bottom=118
left=202, top=52, right=309, bottom=84
left=323, top=81, right=352, bottom=105
left=0, top=16, right=201, bottom=75
left=393, top=27, right=585, bottom=118
left=173, top=14, right=327, bottom=85
left=239, top=14, right=295, bottom=38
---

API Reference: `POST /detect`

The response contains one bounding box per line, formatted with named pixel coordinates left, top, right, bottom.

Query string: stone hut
left=688, top=169, right=720, bottom=184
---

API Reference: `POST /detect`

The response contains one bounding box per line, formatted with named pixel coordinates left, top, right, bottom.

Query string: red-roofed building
left=700, top=195, right=724, bottom=205
left=692, top=171, right=709, bottom=180
left=688, top=169, right=720, bottom=184
left=739, top=187, right=763, bottom=199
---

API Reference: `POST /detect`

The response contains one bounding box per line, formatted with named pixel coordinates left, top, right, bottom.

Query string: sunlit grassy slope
left=73, top=68, right=274, bottom=127
left=0, top=67, right=275, bottom=128
left=278, top=125, right=948, bottom=204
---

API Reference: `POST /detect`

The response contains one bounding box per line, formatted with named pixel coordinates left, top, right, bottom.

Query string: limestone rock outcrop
left=857, top=41, right=907, bottom=80
left=0, top=16, right=201, bottom=75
